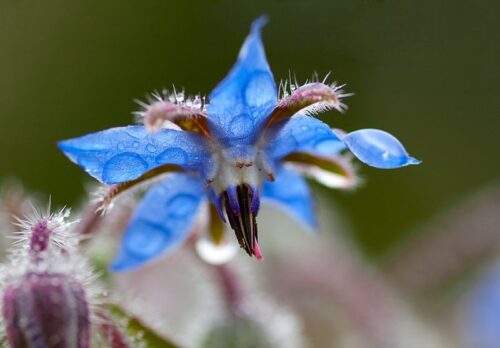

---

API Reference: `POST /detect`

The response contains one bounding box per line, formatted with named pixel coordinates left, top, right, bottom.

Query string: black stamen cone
left=222, top=184, right=258, bottom=257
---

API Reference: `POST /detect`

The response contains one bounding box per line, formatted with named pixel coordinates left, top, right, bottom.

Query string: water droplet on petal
left=124, top=221, right=168, bottom=259
left=102, top=153, right=148, bottom=183
left=155, top=147, right=188, bottom=166
left=165, top=194, right=198, bottom=218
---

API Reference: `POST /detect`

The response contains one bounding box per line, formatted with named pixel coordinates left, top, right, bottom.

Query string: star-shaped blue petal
left=262, top=165, right=317, bottom=232
left=207, top=16, right=277, bottom=146
left=265, top=115, right=346, bottom=161
left=342, top=129, right=421, bottom=169
left=58, top=126, right=210, bottom=184
left=111, top=173, right=205, bottom=271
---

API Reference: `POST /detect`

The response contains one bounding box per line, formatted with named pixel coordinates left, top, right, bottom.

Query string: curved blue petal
left=265, top=115, right=346, bottom=160
left=111, top=173, right=206, bottom=271
left=58, top=126, right=211, bottom=184
left=207, top=16, right=277, bottom=145
left=342, top=129, right=421, bottom=169
left=262, top=165, right=317, bottom=232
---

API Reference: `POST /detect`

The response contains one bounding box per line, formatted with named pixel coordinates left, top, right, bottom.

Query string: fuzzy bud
left=2, top=271, right=90, bottom=348
left=134, top=90, right=209, bottom=136
left=267, top=81, right=351, bottom=127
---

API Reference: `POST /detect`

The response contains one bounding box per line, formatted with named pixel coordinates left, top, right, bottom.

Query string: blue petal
left=58, top=126, right=210, bottom=184
left=207, top=16, right=277, bottom=145
left=111, top=173, right=205, bottom=271
left=342, top=129, right=421, bottom=169
left=266, top=115, right=346, bottom=160
left=262, top=165, right=317, bottom=232
left=464, top=265, right=500, bottom=347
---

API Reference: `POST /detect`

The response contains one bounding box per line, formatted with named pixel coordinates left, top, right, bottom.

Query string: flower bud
left=2, top=271, right=90, bottom=348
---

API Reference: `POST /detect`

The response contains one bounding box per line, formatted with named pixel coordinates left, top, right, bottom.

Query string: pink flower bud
left=2, top=271, right=90, bottom=348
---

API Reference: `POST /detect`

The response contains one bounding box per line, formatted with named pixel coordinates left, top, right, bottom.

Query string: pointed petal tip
left=407, top=157, right=422, bottom=166
left=57, top=139, right=72, bottom=154
left=208, top=15, right=276, bottom=140
left=343, top=128, right=421, bottom=169
left=253, top=239, right=264, bottom=260
left=251, top=15, right=269, bottom=34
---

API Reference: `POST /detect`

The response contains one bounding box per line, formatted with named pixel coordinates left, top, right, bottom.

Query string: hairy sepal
left=267, top=82, right=351, bottom=127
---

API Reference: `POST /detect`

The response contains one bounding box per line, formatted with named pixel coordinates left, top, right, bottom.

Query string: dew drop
left=125, top=127, right=147, bottom=139
left=165, top=194, right=198, bottom=218
left=155, top=148, right=188, bottom=166
left=124, top=221, right=168, bottom=259
left=102, top=153, right=148, bottom=183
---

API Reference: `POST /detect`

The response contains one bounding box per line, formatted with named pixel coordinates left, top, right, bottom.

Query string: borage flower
left=58, top=17, right=420, bottom=271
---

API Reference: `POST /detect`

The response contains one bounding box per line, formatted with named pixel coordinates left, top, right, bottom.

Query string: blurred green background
left=1, top=0, right=498, bottom=258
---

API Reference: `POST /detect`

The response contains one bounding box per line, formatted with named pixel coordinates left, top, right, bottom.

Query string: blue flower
left=59, top=17, right=420, bottom=271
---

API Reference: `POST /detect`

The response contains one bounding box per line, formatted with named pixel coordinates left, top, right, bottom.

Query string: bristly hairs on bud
left=278, top=72, right=353, bottom=114
left=0, top=203, right=109, bottom=347
left=3, top=201, right=100, bottom=301
left=10, top=200, right=81, bottom=255
left=134, top=86, right=207, bottom=114
left=133, top=86, right=207, bottom=133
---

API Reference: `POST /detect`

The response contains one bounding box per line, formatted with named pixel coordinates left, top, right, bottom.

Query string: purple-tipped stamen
left=249, top=186, right=260, bottom=215
left=226, top=187, right=241, bottom=216
left=221, top=184, right=261, bottom=258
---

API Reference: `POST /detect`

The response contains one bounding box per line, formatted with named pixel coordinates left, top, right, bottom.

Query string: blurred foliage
left=201, top=318, right=273, bottom=348
left=108, top=304, right=180, bottom=348
left=0, top=0, right=499, bottom=257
